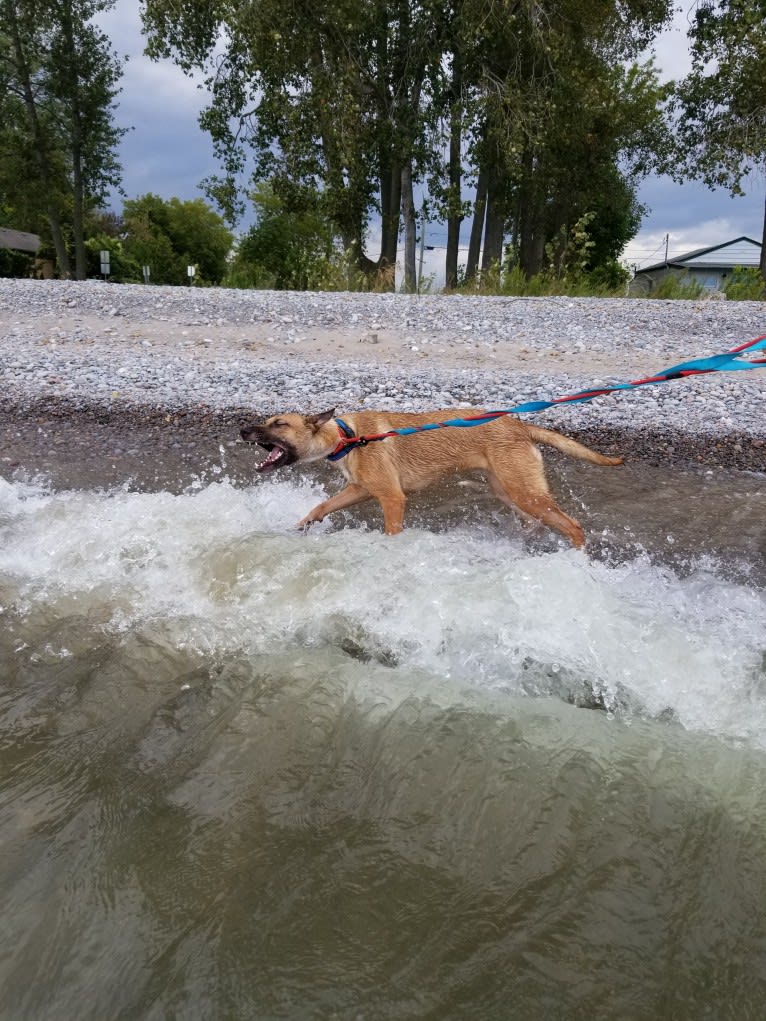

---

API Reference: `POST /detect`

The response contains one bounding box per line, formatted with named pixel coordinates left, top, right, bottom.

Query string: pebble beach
left=1, top=277, right=765, bottom=478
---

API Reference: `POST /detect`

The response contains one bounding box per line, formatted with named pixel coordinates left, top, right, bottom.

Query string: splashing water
left=1, top=472, right=766, bottom=1019
left=2, top=474, right=764, bottom=745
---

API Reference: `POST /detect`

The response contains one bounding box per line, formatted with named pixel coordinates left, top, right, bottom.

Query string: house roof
left=635, top=236, right=762, bottom=274
left=0, top=227, right=41, bottom=253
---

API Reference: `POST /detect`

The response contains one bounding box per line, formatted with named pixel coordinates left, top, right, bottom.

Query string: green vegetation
left=723, top=267, right=766, bottom=301
left=452, top=263, right=629, bottom=298
left=673, top=0, right=766, bottom=281
left=225, top=183, right=340, bottom=291
left=38, top=194, right=236, bottom=285
left=3, top=1, right=765, bottom=293
left=0, top=0, right=125, bottom=278
left=0, top=246, right=33, bottom=278
left=142, top=0, right=673, bottom=291
left=120, top=194, right=233, bottom=286
left=642, top=274, right=705, bottom=300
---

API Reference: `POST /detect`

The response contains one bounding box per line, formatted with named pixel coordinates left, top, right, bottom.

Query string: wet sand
left=2, top=397, right=764, bottom=493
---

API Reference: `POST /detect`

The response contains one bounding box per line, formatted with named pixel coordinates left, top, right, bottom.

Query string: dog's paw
left=296, top=515, right=320, bottom=531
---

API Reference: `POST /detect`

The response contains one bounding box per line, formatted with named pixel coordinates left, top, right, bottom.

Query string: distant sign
left=187, top=265, right=196, bottom=280
left=142, top=265, right=151, bottom=283
left=100, top=250, right=111, bottom=277
left=0, top=227, right=41, bottom=253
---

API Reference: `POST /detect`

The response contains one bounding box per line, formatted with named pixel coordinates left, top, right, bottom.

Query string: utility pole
left=664, top=233, right=669, bottom=266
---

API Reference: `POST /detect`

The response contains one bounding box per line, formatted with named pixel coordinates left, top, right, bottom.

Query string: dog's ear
left=305, top=409, right=335, bottom=430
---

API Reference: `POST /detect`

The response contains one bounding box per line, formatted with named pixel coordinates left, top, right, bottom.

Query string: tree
left=47, top=0, right=126, bottom=278
left=143, top=0, right=446, bottom=289
left=445, top=0, right=672, bottom=282
left=142, top=0, right=672, bottom=291
left=673, top=0, right=766, bottom=280
left=226, top=181, right=338, bottom=290
left=1, top=1, right=72, bottom=273
left=0, top=0, right=125, bottom=278
left=121, top=193, right=233, bottom=285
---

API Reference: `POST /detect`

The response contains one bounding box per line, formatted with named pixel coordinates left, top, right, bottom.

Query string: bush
left=85, top=234, right=141, bottom=282
left=0, top=247, right=33, bottom=278
left=225, top=183, right=339, bottom=291
left=723, top=266, right=766, bottom=301
left=450, top=260, right=628, bottom=297
left=121, top=195, right=233, bottom=285
left=645, top=273, right=704, bottom=300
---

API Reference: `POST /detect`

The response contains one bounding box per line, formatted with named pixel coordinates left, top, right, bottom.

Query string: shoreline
left=1, top=279, right=764, bottom=482
left=2, top=393, right=764, bottom=481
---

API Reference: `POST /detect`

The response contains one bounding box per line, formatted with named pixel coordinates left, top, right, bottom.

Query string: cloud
left=647, top=5, right=695, bottom=82
left=97, top=1, right=763, bottom=271
left=626, top=172, right=764, bottom=267
left=98, top=3, right=217, bottom=206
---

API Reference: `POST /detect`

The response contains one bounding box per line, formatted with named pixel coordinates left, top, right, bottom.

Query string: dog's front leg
left=297, top=483, right=371, bottom=530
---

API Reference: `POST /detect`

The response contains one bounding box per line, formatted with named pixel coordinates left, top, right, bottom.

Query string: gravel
left=1, top=278, right=765, bottom=474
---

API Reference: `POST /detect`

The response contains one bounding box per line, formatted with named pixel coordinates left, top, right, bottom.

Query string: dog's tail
left=527, top=425, right=623, bottom=466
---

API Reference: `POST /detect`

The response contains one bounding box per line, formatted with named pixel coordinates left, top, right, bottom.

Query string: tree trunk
left=481, top=167, right=505, bottom=274
left=380, top=159, right=402, bottom=271
left=401, top=161, right=417, bottom=293
left=518, top=150, right=545, bottom=278
left=481, top=201, right=504, bottom=273
left=519, top=217, right=545, bottom=277
left=445, top=60, right=463, bottom=290
left=61, top=0, right=86, bottom=279
left=465, top=166, right=488, bottom=283
left=72, top=149, right=86, bottom=280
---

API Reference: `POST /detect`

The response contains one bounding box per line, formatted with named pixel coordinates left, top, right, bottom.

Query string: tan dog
left=240, top=408, right=622, bottom=548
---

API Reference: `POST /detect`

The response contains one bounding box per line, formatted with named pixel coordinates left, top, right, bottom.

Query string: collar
left=326, top=418, right=357, bottom=461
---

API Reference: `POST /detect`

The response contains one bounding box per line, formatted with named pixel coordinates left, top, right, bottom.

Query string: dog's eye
left=270, top=419, right=286, bottom=428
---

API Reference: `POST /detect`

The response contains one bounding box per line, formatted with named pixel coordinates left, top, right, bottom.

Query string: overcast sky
left=101, top=3, right=764, bottom=276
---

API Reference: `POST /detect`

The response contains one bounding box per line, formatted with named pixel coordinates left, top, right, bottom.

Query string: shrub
left=0, top=247, right=33, bottom=278
left=85, top=234, right=141, bottom=282
left=723, top=266, right=766, bottom=301
left=645, top=273, right=705, bottom=299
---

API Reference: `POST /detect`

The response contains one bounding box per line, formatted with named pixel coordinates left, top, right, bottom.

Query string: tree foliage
left=226, top=182, right=340, bottom=290
left=121, top=193, right=234, bottom=285
left=673, top=0, right=766, bottom=278
left=140, top=0, right=673, bottom=290
left=0, top=0, right=125, bottom=278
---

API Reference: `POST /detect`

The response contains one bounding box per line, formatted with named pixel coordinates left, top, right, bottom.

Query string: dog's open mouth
left=240, top=426, right=297, bottom=472
left=250, top=441, right=297, bottom=473
left=256, top=443, right=289, bottom=472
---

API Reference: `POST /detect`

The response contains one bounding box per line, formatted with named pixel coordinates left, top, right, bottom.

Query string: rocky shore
left=1, top=278, right=764, bottom=481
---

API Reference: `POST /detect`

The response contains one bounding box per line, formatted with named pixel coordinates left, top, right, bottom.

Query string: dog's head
left=240, top=409, right=337, bottom=472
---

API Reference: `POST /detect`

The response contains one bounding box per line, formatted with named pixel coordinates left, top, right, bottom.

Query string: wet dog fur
left=240, top=408, right=622, bottom=548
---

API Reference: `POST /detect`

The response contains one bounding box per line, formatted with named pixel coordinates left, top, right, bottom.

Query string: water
left=1, top=459, right=766, bottom=1019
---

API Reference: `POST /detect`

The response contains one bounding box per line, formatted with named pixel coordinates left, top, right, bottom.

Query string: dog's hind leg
left=376, top=490, right=407, bottom=535
left=487, top=449, right=586, bottom=549
left=297, top=483, right=372, bottom=529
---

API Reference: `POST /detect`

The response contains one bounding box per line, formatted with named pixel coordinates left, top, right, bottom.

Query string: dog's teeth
left=256, top=446, right=286, bottom=472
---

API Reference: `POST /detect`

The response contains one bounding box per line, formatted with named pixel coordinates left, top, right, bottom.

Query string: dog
left=240, top=408, right=622, bottom=548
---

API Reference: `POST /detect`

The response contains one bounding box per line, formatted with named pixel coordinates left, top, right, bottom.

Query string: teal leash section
left=327, top=334, right=766, bottom=461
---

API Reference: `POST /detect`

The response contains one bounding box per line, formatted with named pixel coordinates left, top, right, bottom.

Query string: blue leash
left=328, top=334, right=766, bottom=459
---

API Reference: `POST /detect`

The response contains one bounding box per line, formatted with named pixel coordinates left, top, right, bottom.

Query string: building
left=0, top=227, right=41, bottom=254
left=630, top=236, right=762, bottom=294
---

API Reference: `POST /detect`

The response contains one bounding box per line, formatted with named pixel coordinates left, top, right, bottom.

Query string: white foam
left=1, top=476, right=765, bottom=747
